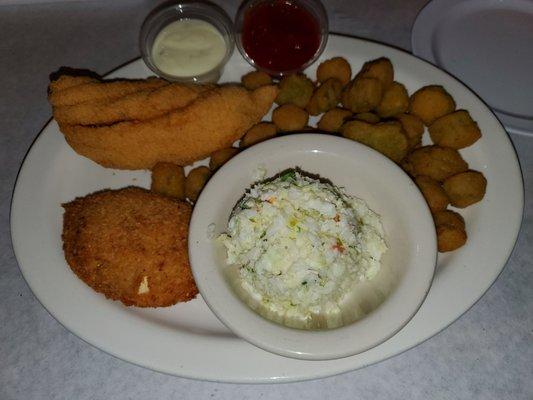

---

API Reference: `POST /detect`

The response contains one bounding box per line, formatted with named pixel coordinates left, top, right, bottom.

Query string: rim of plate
left=411, top=0, right=533, bottom=136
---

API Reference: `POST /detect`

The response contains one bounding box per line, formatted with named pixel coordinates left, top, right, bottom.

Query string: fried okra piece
left=400, top=157, right=413, bottom=175
left=433, top=210, right=467, bottom=252
left=395, top=113, right=424, bottom=149
left=272, top=104, right=309, bottom=132
left=241, top=70, right=273, bottom=90
left=409, top=85, right=456, bottom=125
left=151, top=162, right=186, bottom=200
left=434, top=209, right=465, bottom=230
left=275, top=73, right=314, bottom=108
left=209, top=147, right=240, bottom=170
left=317, top=108, right=352, bottom=132
left=341, top=120, right=408, bottom=163
left=355, top=57, right=394, bottom=89
left=306, top=78, right=343, bottom=116
left=429, top=110, right=482, bottom=149
left=316, top=56, right=352, bottom=85
left=301, top=125, right=316, bottom=133
left=341, top=77, right=383, bottom=113
left=341, top=119, right=373, bottom=135
left=442, top=170, right=487, bottom=208
left=402, top=145, right=468, bottom=181
left=376, top=81, right=409, bottom=118
left=415, top=175, right=450, bottom=213
left=354, top=112, right=380, bottom=124
left=240, top=122, right=277, bottom=148
left=185, top=166, right=211, bottom=203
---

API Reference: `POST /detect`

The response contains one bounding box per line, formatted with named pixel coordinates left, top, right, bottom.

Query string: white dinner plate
left=411, top=0, right=533, bottom=136
left=11, top=34, right=523, bottom=382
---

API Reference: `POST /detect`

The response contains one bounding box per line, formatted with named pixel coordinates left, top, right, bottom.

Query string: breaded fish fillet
left=62, top=84, right=278, bottom=169
left=49, top=75, right=168, bottom=107
left=48, top=75, right=98, bottom=91
left=52, top=83, right=214, bottom=126
left=62, top=187, right=197, bottom=307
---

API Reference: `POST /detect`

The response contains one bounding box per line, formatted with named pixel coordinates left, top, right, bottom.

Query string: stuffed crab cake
left=62, top=187, right=197, bottom=307
left=219, top=169, right=387, bottom=329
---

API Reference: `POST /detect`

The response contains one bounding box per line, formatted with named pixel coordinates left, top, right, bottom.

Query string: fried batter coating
left=402, top=145, right=468, bottom=181
left=49, top=76, right=168, bottom=107
left=317, top=108, right=352, bottom=132
left=62, top=187, right=197, bottom=307
left=272, top=104, right=309, bottom=132
left=433, top=210, right=467, bottom=252
left=306, top=78, right=343, bottom=116
left=415, top=175, right=450, bottom=213
left=409, top=85, right=456, bottom=125
left=341, top=120, right=408, bottom=163
left=53, top=83, right=214, bottom=126
left=354, top=112, right=380, bottom=124
left=151, top=162, right=185, bottom=200
left=316, top=57, right=352, bottom=85
left=376, top=81, right=409, bottom=118
left=442, top=170, right=487, bottom=208
left=241, top=70, right=273, bottom=90
left=429, top=110, right=482, bottom=149
left=436, top=222, right=467, bottom=252
left=395, top=113, right=424, bottom=149
left=185, top=166, right=211, bottom=202
left=341, top=119, right=373, bottom=136
left=240, top=122, right=277, bottom=148
left=48, top=75, right=98, bottom=92
left=209, top=147, right=240, bottom=170
left=275, top=73, right=314, bottom=108
left=355, top=57, right=394, bottom=89
left=341, top=77, right=383, bottom=113
left=434, top=209, right=465, bottom=229
left=60, top=85, right=277, bottom=169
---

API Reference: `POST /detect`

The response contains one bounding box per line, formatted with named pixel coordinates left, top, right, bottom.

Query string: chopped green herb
left=279, top=169, right=297, bottom=182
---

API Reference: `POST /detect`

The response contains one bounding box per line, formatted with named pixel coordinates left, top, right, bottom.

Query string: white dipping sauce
left=151, top=19, right=227, bottom=77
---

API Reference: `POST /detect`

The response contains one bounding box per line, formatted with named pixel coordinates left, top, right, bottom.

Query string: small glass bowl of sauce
left=140, top=2, right=235, bottom=83
left=235, top=0, right=328, bottom=77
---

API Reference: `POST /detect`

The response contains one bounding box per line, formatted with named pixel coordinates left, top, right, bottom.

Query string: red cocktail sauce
left=241, top=0, right=321, bottom=74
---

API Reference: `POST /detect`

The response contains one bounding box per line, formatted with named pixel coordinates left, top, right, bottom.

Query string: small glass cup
left=140, top=1, right=235, bottom=83
left=234, top=0, right=328, bottom=77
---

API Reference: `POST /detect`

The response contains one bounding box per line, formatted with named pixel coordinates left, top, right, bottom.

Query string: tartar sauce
left=151, top=19, right=227, bottom=77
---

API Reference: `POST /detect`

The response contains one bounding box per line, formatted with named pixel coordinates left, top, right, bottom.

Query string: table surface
left=1, top=1, right=531, bottom=399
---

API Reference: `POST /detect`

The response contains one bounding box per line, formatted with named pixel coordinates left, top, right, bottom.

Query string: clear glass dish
left=140, top=2, right=235, bottom=83
left=234, top=0, right=328, bottom=77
